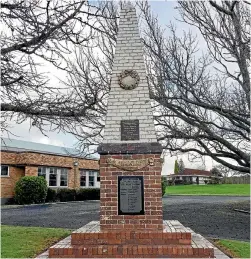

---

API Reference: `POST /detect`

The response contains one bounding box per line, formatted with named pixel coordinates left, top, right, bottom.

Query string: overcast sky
left=2, top=1, right=215, bottom=174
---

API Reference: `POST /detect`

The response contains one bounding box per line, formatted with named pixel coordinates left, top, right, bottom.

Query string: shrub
left=174, top=179, right=184, bottom=185
left=161, top=177, right=168, bottom=196
left=46, top=188, right=57, bottom=202
left=14, top=176, right=47, bottom=205
left=76, top=188, right=100, bottom=201
left=56, top=189, right=76, bottom=202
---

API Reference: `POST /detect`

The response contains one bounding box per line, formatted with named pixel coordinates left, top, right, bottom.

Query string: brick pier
left=99, top=153, right=163, bottom=231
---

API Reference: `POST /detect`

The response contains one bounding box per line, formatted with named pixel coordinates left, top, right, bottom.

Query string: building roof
left=1, top=138, right=98, bottom=160
left=168, top=168, right=212, bottom=177
left=183, top=168, right=211, bottom=176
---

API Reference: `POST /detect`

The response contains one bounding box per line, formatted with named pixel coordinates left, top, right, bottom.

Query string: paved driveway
left=1, top=196, right=249, bottom=241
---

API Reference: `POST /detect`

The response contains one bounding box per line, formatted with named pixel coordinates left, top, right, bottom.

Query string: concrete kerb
left=163, top=194, right=250, bottom=197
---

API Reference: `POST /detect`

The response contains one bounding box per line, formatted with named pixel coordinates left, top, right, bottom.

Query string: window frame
left=88, top=171, right=95, bottom=187
left=49, top=167, right=58, bottom=187
left=80, top=170, right=87, bottom=187
left=60, top=168, right=68, bottom=187
left=1, top=165, right=9, bottom=177
left=80, top=170, right=98, bottom=188
left=38, top=166, right=68, bottom=187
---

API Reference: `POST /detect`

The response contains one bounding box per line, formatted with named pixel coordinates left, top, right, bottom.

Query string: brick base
left=99, top=153, right=163, bottom=231
left=48, top=221, right=214, bottom=258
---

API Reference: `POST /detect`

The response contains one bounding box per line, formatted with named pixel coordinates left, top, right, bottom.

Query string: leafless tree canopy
left=1, top=0, right=117, bottom=150
left=1, top=1, right=250, bottom=170
left=140, top=1, right=250, bottom=172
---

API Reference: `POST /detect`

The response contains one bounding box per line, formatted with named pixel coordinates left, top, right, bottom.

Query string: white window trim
left=38, top=167, right=68, bottom=187
left=80, top=170, right=98, bottom=188
left=1, top=165, right=9, bottom=177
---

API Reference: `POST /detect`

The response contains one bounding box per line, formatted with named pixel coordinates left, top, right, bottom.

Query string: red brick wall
left=1, top=151, right=99, bottom=199
left=99, top=154, right=163, bottom=231
left=25, top=166, right=38, bottom=176
left=0, top=166, right=25, bottom=198
left=1, top=151, right=99, bottom=170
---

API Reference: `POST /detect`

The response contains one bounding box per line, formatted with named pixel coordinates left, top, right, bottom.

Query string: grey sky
left=2, top=1, right=214, bottom=174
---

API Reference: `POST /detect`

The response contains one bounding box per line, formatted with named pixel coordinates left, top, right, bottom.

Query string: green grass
left=215, top=239, right=250, bottom=258
left=165, top=184, right=250, bottom=196
left=1, top=225, right=71, bottom=258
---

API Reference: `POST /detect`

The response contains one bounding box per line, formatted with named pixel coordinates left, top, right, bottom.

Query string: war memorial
left=46, top=4, right=227, bottom=258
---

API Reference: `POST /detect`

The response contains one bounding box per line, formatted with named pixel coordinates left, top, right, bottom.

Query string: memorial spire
left=100, top=3, right=160, bottom=150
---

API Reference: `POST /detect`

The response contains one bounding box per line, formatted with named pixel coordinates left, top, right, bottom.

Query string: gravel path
left=2, top=196, right=249, bottom=241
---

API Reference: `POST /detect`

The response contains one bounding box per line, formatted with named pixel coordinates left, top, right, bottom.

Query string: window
left=1, top=165, right=9, bottom=176
left=49, top=168, right=57, bottom=186
left=80, top=170, right=86, bottom=187
left=60, top=168, right=68, bottom=187
left=97, top=171, right=100, bottom=182
left=80, top=170, right=98, bottom=187
left=89, top=171, right=95, bottom=187
left=38, top=167, right=68, bottom=187
left=38, top=167, right=46, bottom=179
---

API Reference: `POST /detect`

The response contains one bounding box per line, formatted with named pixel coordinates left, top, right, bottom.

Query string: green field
left=1, top=225, right=71, bottom=258
left=215, top=239, right=250, bottom=258
left=165, top=184, right=250, bottom=196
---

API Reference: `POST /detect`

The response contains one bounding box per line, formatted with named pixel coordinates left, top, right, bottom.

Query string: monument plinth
left=48, top=4, right=214, bottom=258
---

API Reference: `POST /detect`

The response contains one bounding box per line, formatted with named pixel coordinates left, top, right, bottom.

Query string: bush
left=56, top=189, right=76, bottom=202
left=14, top=176, right=47, bottom=205
left=161, top=177, right=168, bottom=196
left=208, top=176, right=221, bottom=184
left=76, top=188, right=100, bottom=201
left=46, top=188, right=57, bottom=202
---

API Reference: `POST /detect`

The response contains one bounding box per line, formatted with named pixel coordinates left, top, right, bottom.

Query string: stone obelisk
left=97, top=3, right=163, bottom=231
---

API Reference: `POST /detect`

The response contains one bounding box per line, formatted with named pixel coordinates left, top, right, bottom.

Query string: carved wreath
left=118, top=70, right=140, bottom=90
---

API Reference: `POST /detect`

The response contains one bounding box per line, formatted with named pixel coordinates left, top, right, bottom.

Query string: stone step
left=49, top=243, right=214, bottom=258
left=71, top=220, right=192, bottom=245
left=71, top=231, right=191, bottom=245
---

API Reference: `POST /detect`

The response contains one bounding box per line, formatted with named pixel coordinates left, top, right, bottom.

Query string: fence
left=223, top=175, right=250, bottom=184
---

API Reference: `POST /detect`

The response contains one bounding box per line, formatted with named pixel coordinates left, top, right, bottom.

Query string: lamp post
left=73, top=161, right=78, bottom=188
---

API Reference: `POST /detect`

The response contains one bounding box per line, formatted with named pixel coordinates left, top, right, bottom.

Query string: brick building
left=0, top=138, right=99, bottom=204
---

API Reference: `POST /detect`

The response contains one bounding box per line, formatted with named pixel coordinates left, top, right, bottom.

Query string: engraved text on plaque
left=118, top=176, right=144, bottom=215
left=121, top=120, right=139, bottom=141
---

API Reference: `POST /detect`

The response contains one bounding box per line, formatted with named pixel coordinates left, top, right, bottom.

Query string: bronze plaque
left=118, top=176, right=144, bottom=215
left=121, top=120, right=139, bottom=141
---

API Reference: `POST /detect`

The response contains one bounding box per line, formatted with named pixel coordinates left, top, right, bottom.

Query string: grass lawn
left=214, top=239, right=250, bottom=258
left=1, top=225, right=71, bottom=258
left=165, top=184, right=250, bottom=196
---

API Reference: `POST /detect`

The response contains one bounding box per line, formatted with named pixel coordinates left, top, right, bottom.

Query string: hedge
left=45, top=188, right=100, bottom=202
left=76, top=188, right=100, bottom=201
left=45, top=188, right=57, bottom=202
left=56, top=189, right=76, bottom=202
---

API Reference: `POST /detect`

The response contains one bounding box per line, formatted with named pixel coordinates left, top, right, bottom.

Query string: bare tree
left=1, top=0, right=117, bottom=146
left=139, top=1, right=250, bottom=172
left=214, top=164, right=239, bottom=179
left=1, top=1, right=250, bottom=171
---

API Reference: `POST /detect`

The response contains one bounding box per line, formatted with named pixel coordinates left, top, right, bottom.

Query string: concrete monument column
left=97, top=4, right=163, bottom=231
